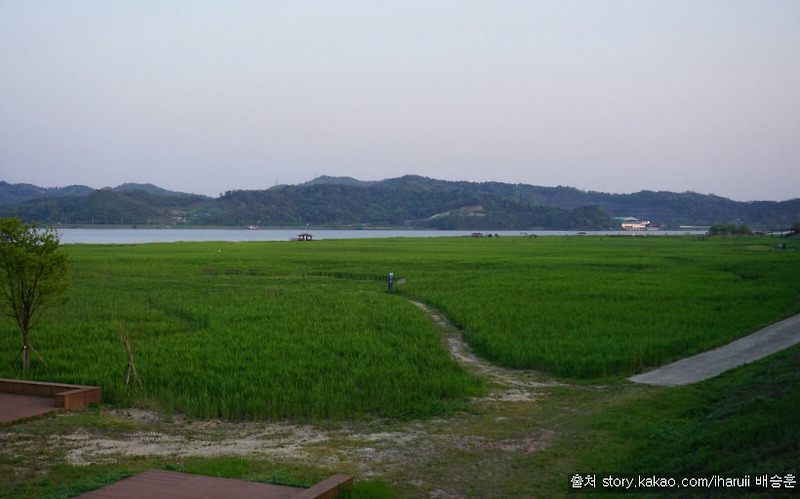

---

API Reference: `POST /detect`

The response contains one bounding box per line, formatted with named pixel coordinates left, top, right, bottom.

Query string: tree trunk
left=22, top=328, right=30, bottom=374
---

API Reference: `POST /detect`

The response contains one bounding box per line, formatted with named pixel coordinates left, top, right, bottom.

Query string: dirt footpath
left=409, top=300, right=562, bottom=398
left=628, top=313, right=800, bottom=386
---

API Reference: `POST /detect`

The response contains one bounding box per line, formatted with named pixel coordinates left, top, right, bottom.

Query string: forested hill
left=1, top=176, right=798, bottom=230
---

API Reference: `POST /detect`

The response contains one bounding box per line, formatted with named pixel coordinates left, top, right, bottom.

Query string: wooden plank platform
left=76, top=470, right=354, bottom=499
left=0, top=392, right=60, bottom=424
left=0, top=378, right=102, bottom=424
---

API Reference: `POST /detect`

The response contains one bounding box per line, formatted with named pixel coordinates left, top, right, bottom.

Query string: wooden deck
left=0, top=378, right=102, bottom=424
left=76, top=470, right=354, bottom=499
left=0, top=392, right=60, bottom=424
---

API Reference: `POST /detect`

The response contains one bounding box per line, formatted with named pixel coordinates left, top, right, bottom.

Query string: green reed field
left=0, top=235, right=798, bottom=420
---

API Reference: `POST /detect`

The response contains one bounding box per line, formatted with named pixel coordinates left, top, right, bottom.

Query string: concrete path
left=628, top=313, right=800, bottom=386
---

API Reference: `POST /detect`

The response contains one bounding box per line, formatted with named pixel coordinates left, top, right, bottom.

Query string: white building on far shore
left=618, top=217, right=658, bottom=231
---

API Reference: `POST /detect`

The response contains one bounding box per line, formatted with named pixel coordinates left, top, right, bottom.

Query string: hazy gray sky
left=1, top=1, right=798, bottom=201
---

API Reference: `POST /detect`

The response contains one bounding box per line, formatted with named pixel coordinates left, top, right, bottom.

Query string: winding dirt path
left=409, top=300, right=562, bottom=400
left=412, top=298, right=800, bottom=388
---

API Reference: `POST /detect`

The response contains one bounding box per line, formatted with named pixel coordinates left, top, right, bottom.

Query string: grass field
left=2, top=240, right=485, bottom=420
left=1, top=235, right=798, bottom=420
left=399, top=235, right=800, bottom=377
left=1, top=234, right=799, bottom=497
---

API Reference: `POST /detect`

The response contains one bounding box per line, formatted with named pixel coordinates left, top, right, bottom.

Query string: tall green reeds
left=0, top=235, right=797, bottom=419
left=401, top=235, right=800, bottom=377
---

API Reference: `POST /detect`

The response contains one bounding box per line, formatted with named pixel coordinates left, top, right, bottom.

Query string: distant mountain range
left=1, top=177, right=798, bottom=230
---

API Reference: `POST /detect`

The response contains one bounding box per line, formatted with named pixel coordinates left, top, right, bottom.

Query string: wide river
left=58, top=228, right=702, bottom=245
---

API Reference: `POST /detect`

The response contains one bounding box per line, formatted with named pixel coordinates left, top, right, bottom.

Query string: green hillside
left=1, top=176, right=798, bottom=229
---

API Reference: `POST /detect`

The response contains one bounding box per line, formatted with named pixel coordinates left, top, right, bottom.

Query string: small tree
left=0, top=217, right=69, bottom=373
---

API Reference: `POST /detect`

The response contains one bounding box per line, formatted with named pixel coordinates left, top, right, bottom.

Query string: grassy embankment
left=0, top=235, right=798, bottom=497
